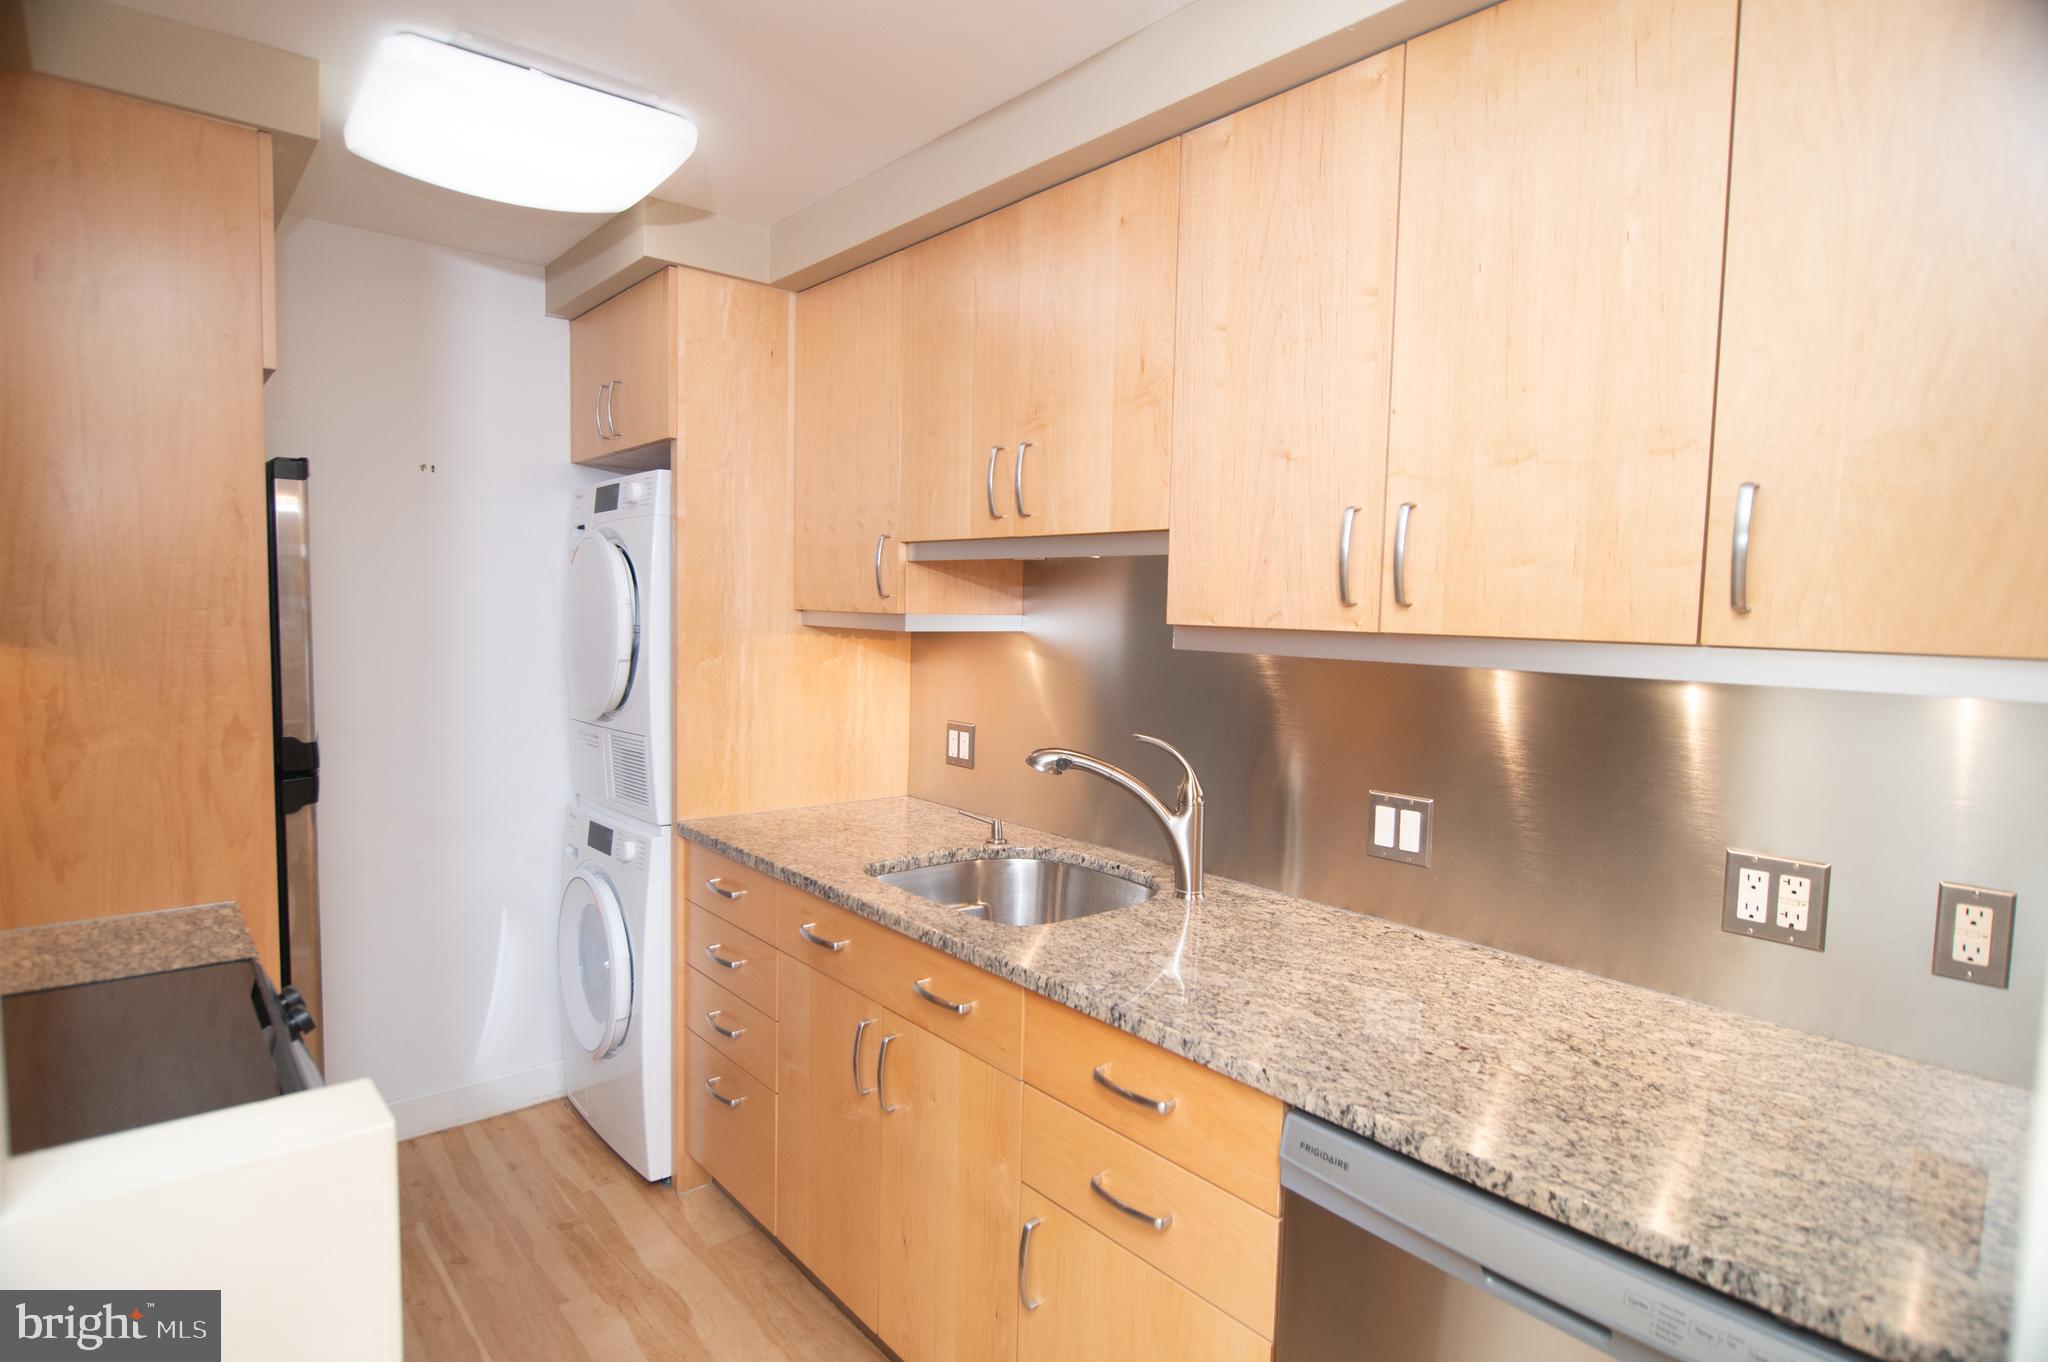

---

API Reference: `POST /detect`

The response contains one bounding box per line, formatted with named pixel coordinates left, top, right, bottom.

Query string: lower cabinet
left=1016, top=1188, right=1271, bottom=1362
left=681, top=1030, right=776, bottom=1229
left=779, top=956, right=1023, bottom=1362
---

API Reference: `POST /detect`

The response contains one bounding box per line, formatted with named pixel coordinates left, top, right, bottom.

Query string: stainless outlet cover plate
left=1720, top=848, right=1831, bottom=952
left=1931, top=882, right=2017, bottom=988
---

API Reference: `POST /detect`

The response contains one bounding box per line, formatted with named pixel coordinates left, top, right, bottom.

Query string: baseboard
left=387, top=1059, right=565, bottom=1141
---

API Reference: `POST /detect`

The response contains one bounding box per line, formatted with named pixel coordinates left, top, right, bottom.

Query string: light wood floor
left=401, top=1100, right=883, bottom=1362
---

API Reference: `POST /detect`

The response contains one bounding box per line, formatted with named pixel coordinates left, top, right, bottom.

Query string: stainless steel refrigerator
left=266, top=457, right=324, bottom=1070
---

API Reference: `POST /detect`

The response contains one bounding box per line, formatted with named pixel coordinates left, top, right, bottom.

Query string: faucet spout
left=1023, top=734, right=1204, bottom=900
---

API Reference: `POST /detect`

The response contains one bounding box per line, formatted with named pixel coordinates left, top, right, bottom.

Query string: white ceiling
left=122, top=0, right=1191, bottom=264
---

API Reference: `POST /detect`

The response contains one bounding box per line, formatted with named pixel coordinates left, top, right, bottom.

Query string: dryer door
left=567, top=532, right=638, bottom=721
left=558, top=868, right=634, bottom=1057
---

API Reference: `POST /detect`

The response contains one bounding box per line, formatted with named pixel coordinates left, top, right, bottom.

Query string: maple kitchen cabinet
left=898, top=142, right=1179, bottom=542
left=569, top=268, right=676, bottom=466
left=1701, top=0, right=2048, bottom=659
left=1380, top=0, right=1737, bottom=644
left=1166, top=53, right=1406, bottom=631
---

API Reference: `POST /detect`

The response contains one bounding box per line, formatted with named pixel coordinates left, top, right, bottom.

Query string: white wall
left=264, top=216, right=587, bottom=1138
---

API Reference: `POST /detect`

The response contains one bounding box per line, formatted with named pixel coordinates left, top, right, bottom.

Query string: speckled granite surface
left=0, top=903, right=255, bottom=995
left=681, top=797, right=2030, bottom=1362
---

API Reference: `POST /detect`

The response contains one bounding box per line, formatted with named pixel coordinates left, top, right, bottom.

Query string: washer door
left=558, top=869, right=633, bottom=1057
left=567, top=532, right=638, bottom=722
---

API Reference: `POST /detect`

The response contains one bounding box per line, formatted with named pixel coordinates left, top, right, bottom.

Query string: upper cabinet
left=1382, top=0, right=1738, bottom=644
left=569, top=268, right=676, bottom=465
left=1167, top=53, right=1406, bottom=631
left=1702, top=0, right=2048, bottom=659
left=794, top=254, right=906, bottom=613
left=900, top=144, right=1180, bottom=541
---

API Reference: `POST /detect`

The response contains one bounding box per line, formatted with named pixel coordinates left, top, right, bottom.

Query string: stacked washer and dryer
left=558, top=471, right=673, bottom=1180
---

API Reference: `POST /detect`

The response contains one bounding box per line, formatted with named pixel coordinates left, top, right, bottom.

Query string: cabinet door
left=1702, top=0, right=2048, bottom=657
left=901, top=214, right=1018, bottom=542
left=1011, top=142, right=1179, bottom=537
left=1016, top=1190, right=1268, bottom=1362
left=1383, top=0, right=1737, bottom=643
left=569, top=269, right=675, bottom=463
left=776, top=958, right=882, bottom=1322
left=795, top=256, right=905, bottom=612
left=875, top=1015, right=1022, bottom=1362
left=1167, top=54, right=1405, bottom=630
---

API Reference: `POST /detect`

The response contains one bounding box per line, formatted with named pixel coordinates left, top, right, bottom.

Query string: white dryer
left=558, top=800, right=671, bottom=1181
left=568, top=471, right=672, bottom=826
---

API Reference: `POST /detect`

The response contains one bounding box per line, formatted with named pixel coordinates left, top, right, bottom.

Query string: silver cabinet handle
left=1731, top=481, right=1759, bottom=615
left=604, top=379, right=622, bottom=438
left=1014, top=441, right=1033, bottom=519
left=1338, top=504, right=1360, bottom=606
left=874, top=533, right=892, bottom=599
left=1393, top=501, right=1416, bottom=608
left=913, top=977, right=976, bottom=1015
left=705, top=1009, right=745, bottom=1040
left=798, top=922, right=849, bottom=952
left=704, top=1076, right=745, bottom=1108
left=703, top=944, right=745, bottom=970
left=852, top=1017, right=876, bottom=1096
left=1018, top=1217, right=1044, bottom=1311
left=594, top=383, right=609, bottom=442
left=986, top=445, right=1007, bottom=520
left=877, top=1032, right=901, bottom=1113
left=1092, top=1064, right=1176, bottom=1116
left=705, top=876, right=746, bottom=901
left=1089, top=1172, right=1173, bottom=1231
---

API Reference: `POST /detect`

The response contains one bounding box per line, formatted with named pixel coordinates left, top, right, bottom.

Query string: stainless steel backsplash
left=909, top=556, right=2046, bottom=1085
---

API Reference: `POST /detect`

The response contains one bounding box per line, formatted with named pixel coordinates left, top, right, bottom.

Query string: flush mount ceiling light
left=343, top=33, right=696, bottom=214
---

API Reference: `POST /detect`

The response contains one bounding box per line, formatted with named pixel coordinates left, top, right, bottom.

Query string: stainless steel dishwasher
left=1276, top=1112, right=1864, bottom=1362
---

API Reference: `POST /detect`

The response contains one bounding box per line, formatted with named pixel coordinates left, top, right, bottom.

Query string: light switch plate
left=1932, top=882, right=2016, bottom=988
left=945, top=721, right=976, bottom=769
left=1367, top=791, right=1433, bottom=868
left=1721, top=849, right=1831, bottom=951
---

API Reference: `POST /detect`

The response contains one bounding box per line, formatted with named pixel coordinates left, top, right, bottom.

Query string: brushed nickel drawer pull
left=1089, top=1172, right=1173, bottom=1231
left=986, top=445, right=1007, bottom=520
left=1393, top=501, right=1416, bottom=607
left=852, top=1017, right=876, bottom=1096
left=1731, top=481, right=1759, bottom=615
left=1092, top=1064, right=1176, bottom=1116
left=703, top=944, right=745, bottom=970
left=1014, top=440, right=1033, bottom=518
left=877, top=1032, right=901, bottom=1113
left=594, top=383, right=609, bottom=443
left=798, top=922, right=849, bottom=952
left=1338, top=504, right=1360, bottom=606
left=704, top=1076, right=745, bottom=1108
left=705, top=1009, right=745, bottom=1040
left=1018, top=1217, right=1044, bottom=1310
left=705, top=876, right=746, bottom=900
left=604, top=379, right=623, bottom=438
left=874, top=533, right=893, bottom=599
left=913, top=977, right=975, bottom=1015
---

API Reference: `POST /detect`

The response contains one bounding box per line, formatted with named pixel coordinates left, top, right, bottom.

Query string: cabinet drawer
left=1023, top=1088, right=1277, bottom=1337
left=685, top=900, right=778, bottom=1018
left=1016, top=1188, right=1268, bottom=1362
left=684, top=844, right=780, bottom=937
left=1024, top=993, right=1284, bottom=1213
left=776, top=888, right=1023, bottom=1076
left=683, top=1031, right=776, bottom=1231
left=685, top=967, right=778, bottom=1090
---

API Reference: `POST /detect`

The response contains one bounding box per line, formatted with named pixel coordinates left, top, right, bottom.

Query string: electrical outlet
left=945, top=721, right=976, bottom=769
left=1721, top=849, right=1831, bottom=951
left=1367, top=791, right=1433, bottom=868
left=1932, top=883, right=2016, bottom=988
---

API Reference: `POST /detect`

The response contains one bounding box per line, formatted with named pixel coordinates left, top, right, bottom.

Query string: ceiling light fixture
left=343, top=33, right=696, bottom=214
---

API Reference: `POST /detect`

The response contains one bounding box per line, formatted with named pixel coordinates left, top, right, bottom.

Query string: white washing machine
left=568, top=470, right=672, bottom=826
left=558, top=800, right=671, bottom=1181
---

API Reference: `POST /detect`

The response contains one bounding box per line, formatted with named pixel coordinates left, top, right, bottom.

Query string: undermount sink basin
left=873, top=855, right=1154, bottom=926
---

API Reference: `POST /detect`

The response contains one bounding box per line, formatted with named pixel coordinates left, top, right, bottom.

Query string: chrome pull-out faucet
left=1025, top=734, right=1204, bottom=901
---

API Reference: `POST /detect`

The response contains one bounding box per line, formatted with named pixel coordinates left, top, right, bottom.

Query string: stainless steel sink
left=873, top=856, right=1154, bottom=926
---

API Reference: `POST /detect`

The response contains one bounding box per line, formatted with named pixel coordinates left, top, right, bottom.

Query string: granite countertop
left=0, top=903, right=256, bottom=995
left=680, top=797, right=2030, bottom=1362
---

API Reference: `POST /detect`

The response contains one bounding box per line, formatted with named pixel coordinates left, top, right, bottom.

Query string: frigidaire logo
left=4, top=1291, right=220, bottom=1359
left=1299, top=1138, right=1351, bottom=1172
